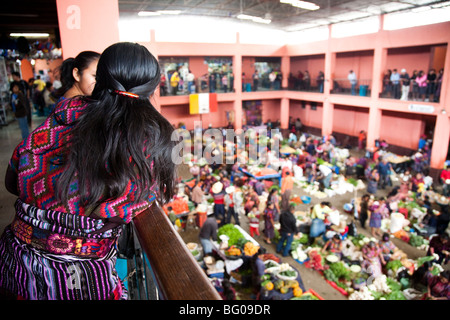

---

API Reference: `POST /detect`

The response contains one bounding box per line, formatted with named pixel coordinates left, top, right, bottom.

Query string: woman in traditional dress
left=0, top=42, right=176, bottom=300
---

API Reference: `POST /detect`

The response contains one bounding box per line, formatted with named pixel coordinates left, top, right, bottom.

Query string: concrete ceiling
left=0, top=0, right=449, bottom=41
left=118, top=0, right=450, bottom=31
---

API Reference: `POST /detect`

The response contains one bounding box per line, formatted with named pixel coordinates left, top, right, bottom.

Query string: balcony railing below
left=132, top=202, right=222, bottom=300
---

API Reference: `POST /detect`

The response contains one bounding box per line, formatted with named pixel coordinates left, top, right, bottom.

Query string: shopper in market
left=276, top=204, right=299, bottom=257
left=262, top=201, right=276, bottom=244
left=358, top=194, right=371, bottom=229
left=280, top=171, right=294, bottom=212
left=211, top=181, right=226, bottom=222
left=368, top=200, right=384, bottom=238
left=10, top=83, right=30, bottom=140
left=0, top=42, right=176, bottom=300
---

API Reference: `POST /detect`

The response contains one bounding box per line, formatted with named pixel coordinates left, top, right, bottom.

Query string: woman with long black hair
left=0, top=42, right=176, bottom=300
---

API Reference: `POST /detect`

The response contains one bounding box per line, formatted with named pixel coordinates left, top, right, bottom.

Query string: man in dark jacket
left=199, top=216, right=222, bottom=256
left=276, top=204, right=299, bottom=257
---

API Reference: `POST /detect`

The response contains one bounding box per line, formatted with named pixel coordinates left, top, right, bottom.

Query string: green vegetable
left=409, top=234, right=424, bottom=247
left=417, top=255, right=435, bottom=267
left=386, top=278, right=402, bottom=292
left=291, top=294, right=319, bottom=300
left=323, top=268, right=339, bottom=283
left=329, top=262, right=350, bottom=280
left=279, top=270, right=297, bottom=277
left=386, top=260, right=403, bottom=272
left=217, top=224, right=246, bottom=246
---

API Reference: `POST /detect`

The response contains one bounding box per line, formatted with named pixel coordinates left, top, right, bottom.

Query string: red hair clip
left=114, top=90, right=139, bottom=99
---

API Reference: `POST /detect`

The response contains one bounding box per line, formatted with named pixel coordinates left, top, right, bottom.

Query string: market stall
left=206, top=223, right=321, bottom=300
left=239, top=167, right=282, bottom=187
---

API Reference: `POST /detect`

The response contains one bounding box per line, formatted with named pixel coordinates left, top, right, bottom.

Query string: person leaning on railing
left=0, top=42, right=176, bottom=300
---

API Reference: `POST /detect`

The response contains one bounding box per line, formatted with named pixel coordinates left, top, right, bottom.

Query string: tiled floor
left=0, top=112, right=47, bottom=233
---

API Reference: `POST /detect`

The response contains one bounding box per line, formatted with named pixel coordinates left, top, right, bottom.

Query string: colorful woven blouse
left=9, top=97, right=155, bottom=224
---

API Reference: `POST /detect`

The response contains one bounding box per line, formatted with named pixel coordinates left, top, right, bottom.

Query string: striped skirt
left=0, top=199, right=127, bottom=300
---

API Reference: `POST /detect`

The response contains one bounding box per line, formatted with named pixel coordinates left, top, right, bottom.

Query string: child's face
left=12, top=85, right=19, bottom=93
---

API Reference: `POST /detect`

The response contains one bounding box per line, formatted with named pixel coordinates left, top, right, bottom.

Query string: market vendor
left=425, top=271, right=450, bottom=300
left=309, top=202, right=332, bottom=244
left=250, top=248, right=267, bottom=297
left=361, top=241, right=386, bottom=279
left=198, top=216, right=222, bottom=256
left=378, top=233, right=406, bottom=262
left=321, top=234, right=343, bottom=258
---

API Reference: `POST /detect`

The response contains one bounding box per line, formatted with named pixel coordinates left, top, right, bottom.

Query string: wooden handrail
left=133, top=202, right=222, bottom=300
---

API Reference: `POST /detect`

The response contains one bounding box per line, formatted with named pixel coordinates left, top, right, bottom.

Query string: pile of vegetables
left=225, top=245, right=242, bottom=257
left=243, top=241, right=259, bottom=256
left=408, top=233, right=425, bottom=247
left=163, top=198, right=189, bottom=215
left=217, top=224, right=246, bottom=246
left=349, top=275, right=406, bottom=300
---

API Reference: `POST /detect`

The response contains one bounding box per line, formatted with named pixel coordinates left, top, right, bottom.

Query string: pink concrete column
left=367, top=18, right=387, bottom=150
left=280, top=98, right=289, bottom=129
left=429, top=42, right=450, bottom=169
left=321, top=99, right=334, bottom=137
left=430, top=114, right=450, bottom=169
left=281, top=56, right=290, bottom=89
left=233, top=33, right=243, bottom=130
left=366, top=107, right=382, bottom=150
left=56, top=0, right=120, bottom=59
left=321, top=27, right=335, bottom=137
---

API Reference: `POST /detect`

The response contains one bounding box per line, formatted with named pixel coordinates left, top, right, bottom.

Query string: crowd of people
left=382, top=68, right=444, bottom=102
left=172, top=114, right=449, bottom=299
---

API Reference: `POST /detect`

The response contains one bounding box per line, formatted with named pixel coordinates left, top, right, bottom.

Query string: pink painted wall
left=188, top=56, right=209, bottom=79
left=290, top=55, right=325, bottom=86
left=386, top=46, right=432, bottom=75
left=160, top=101, right=234, bottom=130
left=334, top=51, right=374, bottom=86
left=332, top=105, right=369, bottom=136
left=20, top=60, right=34, bottom=82
left=242, top=57, right=256, bottom=85
left=56, top=0, right=119, bottom=59
left=379, top=111, right=424, bottom=150
left=34, top=59, right=63, bottom=83
left=289, top=100, right=323, bottom=129
left=261, top=99, right=280, bottom=123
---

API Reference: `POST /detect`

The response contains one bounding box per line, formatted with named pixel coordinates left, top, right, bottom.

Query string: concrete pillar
left=281, top=56, right=290, bottom=89
left=56, top=0, right=120, bottom=59
left=430, top=113, right=450, bottom=170
left=367, top=17, right=388, bottom=150
left=280, top=98, right=289, bottom=129
left=233, top=32, right=243, bottom=130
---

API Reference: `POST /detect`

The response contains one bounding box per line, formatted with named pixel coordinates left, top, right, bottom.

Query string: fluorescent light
left=157, top=10, right=182, bottom=15
left=237, top=14, right=271, bottom=24
left=138, top=11, right=161, bottom=16
left=411, top=5, right=431, bottom=12
left=10, top=33, right=49, bottom=38
left=280, top=0, right=320, bottom=11
left=138, top=10, right=182, bottom=17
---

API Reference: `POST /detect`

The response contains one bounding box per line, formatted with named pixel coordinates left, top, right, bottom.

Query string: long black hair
left=57, top=42, right=176, bottom=207
left=55, top=50, right=100, bottom=98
